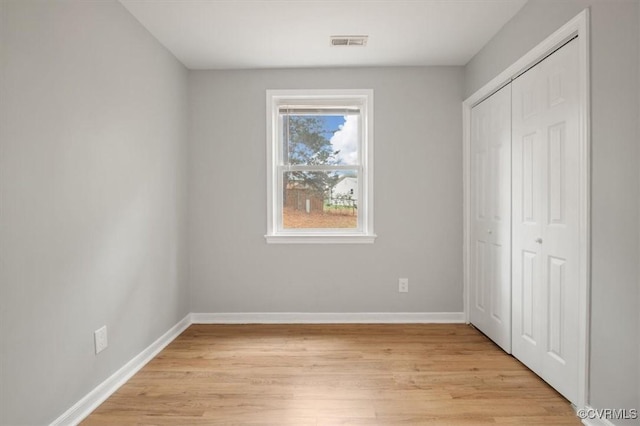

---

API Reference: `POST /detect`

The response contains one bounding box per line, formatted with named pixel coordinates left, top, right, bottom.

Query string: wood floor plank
left=82, top=324, right=580, bottom=425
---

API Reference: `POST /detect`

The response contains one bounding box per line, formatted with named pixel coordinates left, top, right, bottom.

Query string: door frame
left=462, top=9, right=590, bottom=410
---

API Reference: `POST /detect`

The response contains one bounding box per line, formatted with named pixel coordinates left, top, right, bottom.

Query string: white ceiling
left=119, top=0, right=527, bottom=70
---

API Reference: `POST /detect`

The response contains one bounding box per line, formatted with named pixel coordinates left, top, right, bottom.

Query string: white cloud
left=330, top=115, right=358, bottom=164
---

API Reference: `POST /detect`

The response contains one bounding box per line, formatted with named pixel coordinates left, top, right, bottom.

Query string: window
left=266, top=89, right=375, bottom=243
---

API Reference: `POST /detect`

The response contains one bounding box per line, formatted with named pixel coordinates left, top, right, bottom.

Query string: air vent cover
left=330, top=35, right=368, bottom=47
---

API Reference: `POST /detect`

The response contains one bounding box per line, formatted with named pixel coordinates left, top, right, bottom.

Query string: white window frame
left=265, top=89, right=375, bottom=244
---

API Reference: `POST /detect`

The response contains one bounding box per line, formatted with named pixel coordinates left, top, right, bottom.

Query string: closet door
left=469, top=85, right=511, bottom=352
left=511, top=38, right=580, bottom=404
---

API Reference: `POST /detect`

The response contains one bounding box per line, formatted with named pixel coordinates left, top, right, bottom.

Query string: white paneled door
left=469, top=85, right=512, bottom=352
left=511, top=38, right=580, bottom=404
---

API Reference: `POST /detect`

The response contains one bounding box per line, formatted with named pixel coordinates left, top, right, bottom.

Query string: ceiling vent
left=330, top=35, right=368, bottom=47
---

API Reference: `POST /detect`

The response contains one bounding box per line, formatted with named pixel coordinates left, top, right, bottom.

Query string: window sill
left=265, top=234, right=377, bottom=244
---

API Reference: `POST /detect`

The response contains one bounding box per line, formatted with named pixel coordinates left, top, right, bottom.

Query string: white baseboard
left=50, top=314, right=191, bottom=426
left=190, top=312, right=465, bottom=324
left=579, top=406, right=622, bottom=426
left=582, top=418, right=615, bottom=426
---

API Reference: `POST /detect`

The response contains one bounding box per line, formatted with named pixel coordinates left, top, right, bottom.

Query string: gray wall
left=0, top=1, right=189, bottom=424
left=465, top=0, right=640, bottom=421
left=188, top=67, right=464, bottom=314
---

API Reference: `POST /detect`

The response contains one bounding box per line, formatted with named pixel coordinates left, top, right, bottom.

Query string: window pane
left=282, top=114, right=359, bottom=166
left=283, top=171, right=358, bottom=229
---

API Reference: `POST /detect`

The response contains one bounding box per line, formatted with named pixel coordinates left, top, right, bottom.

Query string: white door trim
left=462, top=9, right=590, bottom=410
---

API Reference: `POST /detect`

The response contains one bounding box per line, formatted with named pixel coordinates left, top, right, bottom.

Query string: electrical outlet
left=399, top=278, right=409, bottom=293
left=94, top=325, right=108, bottom=354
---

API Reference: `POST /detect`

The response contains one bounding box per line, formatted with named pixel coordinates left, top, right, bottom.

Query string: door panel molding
left=463, top=8, right=590, bottom=410
left=512, top=38, right=581, bottom=403
left=469, top=84, right=512, bottom=352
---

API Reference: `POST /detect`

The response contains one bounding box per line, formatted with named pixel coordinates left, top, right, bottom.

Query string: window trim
left=265, top=89, right=375, bottom=244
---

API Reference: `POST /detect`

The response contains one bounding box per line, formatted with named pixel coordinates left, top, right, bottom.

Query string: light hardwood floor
left=83, top=324, right=580, bottom=425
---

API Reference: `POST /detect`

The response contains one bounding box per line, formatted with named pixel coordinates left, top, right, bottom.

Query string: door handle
left=487, top=229, right=492, bottom=234
left=535, top=237, right=543, bottom=244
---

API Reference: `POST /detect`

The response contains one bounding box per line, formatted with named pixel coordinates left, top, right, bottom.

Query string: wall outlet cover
left=94, top=326, right=108, bottom=354
left=399, top=278, right=409, bottom=293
